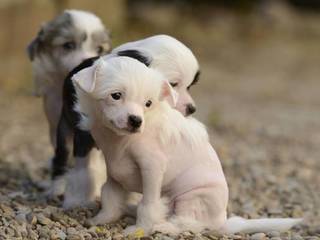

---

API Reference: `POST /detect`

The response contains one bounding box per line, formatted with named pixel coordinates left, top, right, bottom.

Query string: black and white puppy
left=27, top=10, right=111, bottom=196
left=55, top=35, right=201, bottom=208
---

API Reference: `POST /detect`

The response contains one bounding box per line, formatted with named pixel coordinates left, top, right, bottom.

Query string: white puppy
left=113, top=34, right=199, bottom=116
left=27, top=10, right=111, bottom=196
left=62, top=34, right=200, bottom=208
left=72, top=57, right=302, bottom=235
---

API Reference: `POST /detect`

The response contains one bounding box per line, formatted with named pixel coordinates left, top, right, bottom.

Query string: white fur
left=59, top=10, right=109, bottom=72
left=221, top=216, right=303, bottom=234
left=63, top=148, right=106, bottom=209
left=112, top=35, right=199, bottom=116
left=73, top=57, right=302, bottom=235
left=67, top=10, right=105, bottom=34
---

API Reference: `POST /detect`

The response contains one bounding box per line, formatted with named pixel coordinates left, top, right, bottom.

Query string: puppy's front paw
left=85, top=210, right=118, bottom=227
left=84, top=218, right=97, bottom=227
left=123, top=225, right=146, bottom=237
left=48, top=177, right=66, bottom=198
left=152, top=221, right=179, bottom=235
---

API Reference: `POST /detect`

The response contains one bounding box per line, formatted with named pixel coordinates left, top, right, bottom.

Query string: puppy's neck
left=91, top=121, right=134, bottom=151
left=32, top=55, right=68, bottom=91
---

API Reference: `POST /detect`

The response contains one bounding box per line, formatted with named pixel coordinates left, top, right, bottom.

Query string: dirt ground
left=0, top=4, right=319, bottom=240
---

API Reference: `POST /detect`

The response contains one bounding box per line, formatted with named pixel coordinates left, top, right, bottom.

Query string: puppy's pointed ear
left=160, top=80, right=178, bottom=107
left=26, top=26, right=46, bottom=61
left=27, top=37, right=39, bottom=61
left=72, top=58, right=105, bottom=94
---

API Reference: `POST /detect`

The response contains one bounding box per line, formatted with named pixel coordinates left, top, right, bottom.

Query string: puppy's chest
left=107, top=151, right=142, bottom=192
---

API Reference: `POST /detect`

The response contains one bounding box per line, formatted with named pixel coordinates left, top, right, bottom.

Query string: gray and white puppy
left=27, top=9, right=111, bottom=195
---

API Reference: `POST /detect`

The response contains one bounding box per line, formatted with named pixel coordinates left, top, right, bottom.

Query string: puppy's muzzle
left=186, top=104, right=196, bottom=116
left=128, top=115, right=142, bottom=130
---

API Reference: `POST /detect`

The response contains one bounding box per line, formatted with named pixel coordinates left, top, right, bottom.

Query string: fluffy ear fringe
left=72, top=58, right=105, bottom=95
left=160, top=80, right=178, bottom=107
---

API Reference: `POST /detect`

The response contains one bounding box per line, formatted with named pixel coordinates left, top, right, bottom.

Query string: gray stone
left=113, top=233, right=124, bottom=239
left=66, top=234, right=83, bottom=240
left=292, top=235, right=303, bottom=240
left=270, top=237, right=282, bottom=240
left=50, top=228, right=67, bottom=240
left=15, top=213, right=27, bottom=223
left=37, top=213, right=52, bottom=226
left=67, top=227, right=77, bottom=236
left=0, top=204, right=15, bottom=218
left=26, top=212, right=37, bottom=225
left=267, top=231, right=280, bottom=237
left=305, top=237, right=319, bottom=240
left=250, top=233, right=266, bottom=240
left=39, top=227, right=50, bottom=239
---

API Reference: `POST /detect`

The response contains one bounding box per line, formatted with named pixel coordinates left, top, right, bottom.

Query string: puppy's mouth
left=127, top=127, right=141, bottom=133
left=109, top=120, right=141, bottom=135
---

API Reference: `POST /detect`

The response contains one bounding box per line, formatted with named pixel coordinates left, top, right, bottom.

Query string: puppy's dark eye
left=111, top=92, right=122, bottom=100
left=62, top=41, right=76, bottom=51
left=145, top=100, right=152, bottom=108
left=170, top=82, right=178, bottom=87
left=97, top=46, right=104, bottom=55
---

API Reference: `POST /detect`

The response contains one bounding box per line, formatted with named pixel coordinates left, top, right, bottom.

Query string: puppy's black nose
left=186, top=104, right=196, bottom=115
left=128, top=115, right=142, bottom=128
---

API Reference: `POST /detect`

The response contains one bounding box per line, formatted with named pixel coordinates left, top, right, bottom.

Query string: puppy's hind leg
left=63, top=129, right=106, bottom=209
left=153, top=187, right=228, bottom=235
left=87, top=178, right=127, bottom=226
left=50, top=115, right=72, bottom=197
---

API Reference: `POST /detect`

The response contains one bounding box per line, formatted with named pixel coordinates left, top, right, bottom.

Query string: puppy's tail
left=221, top=216, right=303, bottom=234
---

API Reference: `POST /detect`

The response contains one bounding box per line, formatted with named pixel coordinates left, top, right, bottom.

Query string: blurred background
left=0, top=0, right=319, bottom=238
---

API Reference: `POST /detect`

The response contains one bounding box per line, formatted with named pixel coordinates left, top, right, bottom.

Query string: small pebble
left=0, top=204, right=15, bottom=217
left=113, top=233, right=124, bottom=239
left=270, top=237, right=282, bottom=240
left=250, top=232, right=266, bottom=240
left=15, top=213, right=27, bottom=223
left=267, top=231, right=280, bottom=237
left=67, top=234, right=82, bottom=240
left=305, top=237, right=320, bottom=240
left=26, top=213, right=37, bottom=225
left=50, top=229, right=67, bottom=240
left=37, top=213, right=52, bottom=226
left=292, top=235, right=303, bottom=240
left=67, top=227, right=77, bottom=235
left=39, top=226, right=50, bottom=238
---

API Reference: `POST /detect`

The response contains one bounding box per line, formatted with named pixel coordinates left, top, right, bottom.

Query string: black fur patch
left=73, top=129, right=95, bottom=157
left=52, top=115, right=71, bottom=179
left=117, top=49, right=151, bottom=66
left=27, top=37, right=39, bottom=61
left=51, top=56, right=99, bottom=179
left=63, top=56, right=100, bottom=125
left=187, top=70, right=200, bottom=90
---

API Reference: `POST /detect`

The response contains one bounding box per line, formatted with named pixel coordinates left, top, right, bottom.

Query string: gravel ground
left=1, top=9, right=320, bottom=240
left=0, top=80, right=319, bottom=239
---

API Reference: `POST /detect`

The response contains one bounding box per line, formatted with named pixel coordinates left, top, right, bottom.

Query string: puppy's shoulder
left=70, top=57, right=100, bottom=130
left=148, top=103, right=208, bottom=148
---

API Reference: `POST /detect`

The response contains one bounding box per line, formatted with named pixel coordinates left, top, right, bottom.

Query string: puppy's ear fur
left=27, top=24, right=47, bottom=61
left=160, top=80, right=178, bottom=107
left=72, top=58, right=105, bottom=95
left=27, top=38, right=39, bottom=61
